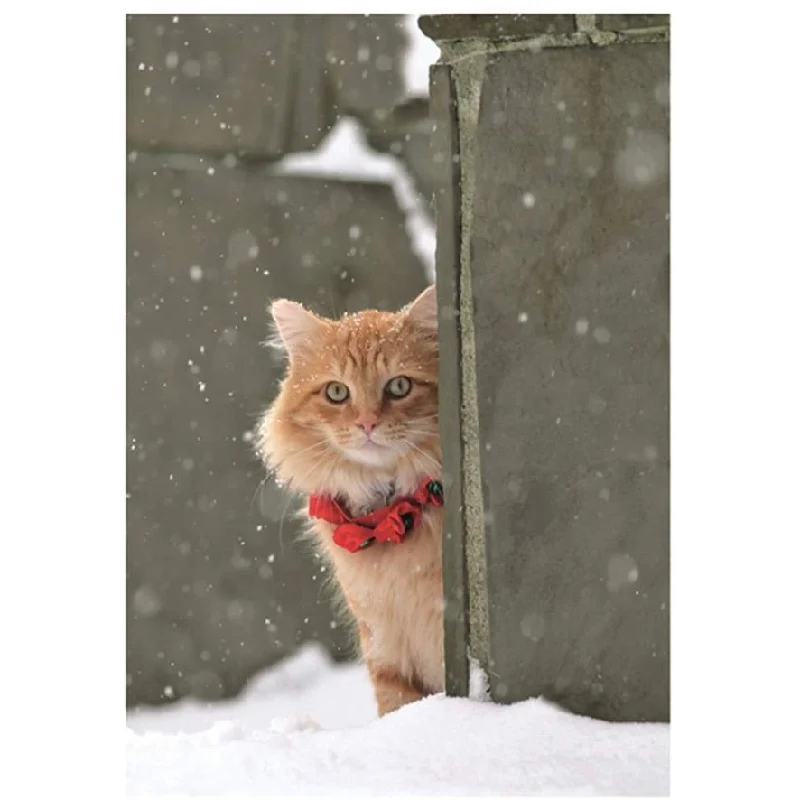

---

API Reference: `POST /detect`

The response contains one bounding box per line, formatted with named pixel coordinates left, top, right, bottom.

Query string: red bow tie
left=308, top=478, right=444, bottom=553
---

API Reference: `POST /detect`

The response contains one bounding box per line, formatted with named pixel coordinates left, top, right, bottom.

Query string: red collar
left=308, top=478, right=444, bottom=553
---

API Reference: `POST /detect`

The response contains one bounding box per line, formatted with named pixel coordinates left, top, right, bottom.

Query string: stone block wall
left=126, top=14, right=435, bottom=708
left=126, top=14, right=408, bottom=158
left=422, top=13, right=670, bottom=722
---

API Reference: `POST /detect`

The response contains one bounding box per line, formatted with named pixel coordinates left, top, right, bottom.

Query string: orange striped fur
left=256, top=286, right=444, bottom=716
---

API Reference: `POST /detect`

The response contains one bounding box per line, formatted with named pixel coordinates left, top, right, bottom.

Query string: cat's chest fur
left=334, top=468, right=420, bottom=516
left=311, top=505, right=445, bottom=693
left=347, top=479, right=398, bottom=516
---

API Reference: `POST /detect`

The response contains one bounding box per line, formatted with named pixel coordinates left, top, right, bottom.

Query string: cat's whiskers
left=249, top=473, right=271, bottom=512
left=291, top=445, right=343, bottom=494
left=401, top=422, right=438, bottom=436
left=262, top=437, right=329, bottom=504
left=249, top=437, right=328, bottom=520
left=276, top=449, right=342, bottom=553
left=401, top=439, right=442, bottom=473
left=280, top=436, right=330, bottom=466
left=275, top=491, right=297, bottom=557
left=399, top=426, right=440, bottom=450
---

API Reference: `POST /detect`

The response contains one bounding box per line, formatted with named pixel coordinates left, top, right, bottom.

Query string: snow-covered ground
left=127, top=642, right=669, bottom=796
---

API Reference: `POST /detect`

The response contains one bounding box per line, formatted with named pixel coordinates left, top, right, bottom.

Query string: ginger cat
left=255, top=285, right=444, bottom=716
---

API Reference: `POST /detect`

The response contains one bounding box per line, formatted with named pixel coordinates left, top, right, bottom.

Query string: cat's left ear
left=404, top=284, right=438, bottom=331
left=268, top=299, right=326, bottom=358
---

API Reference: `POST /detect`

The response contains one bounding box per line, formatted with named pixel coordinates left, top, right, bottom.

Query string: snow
left=127, top=642, right=669, bottom=796
left=276, top=118, right=436, bottom=282
left=404, top=14, right=441, bottom=97
left=575, top=318, right=590, bottom=335
left=593, top=326, right=611, bottom=344
left=270, top=16, right=440, bottom=282
left=468, top=653, right=489, bottom=701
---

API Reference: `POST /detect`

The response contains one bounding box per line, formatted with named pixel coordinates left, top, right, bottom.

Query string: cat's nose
left=355, top=413, right=380, bottom=435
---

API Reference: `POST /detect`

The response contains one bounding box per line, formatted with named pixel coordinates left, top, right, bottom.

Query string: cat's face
left=258, top=286, right=440, bottom=494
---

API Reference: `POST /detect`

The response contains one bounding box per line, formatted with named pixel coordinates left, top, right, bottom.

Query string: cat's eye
left=385, top=375, right=412, bottom=399
left=324, top=381, right=350, bottom=404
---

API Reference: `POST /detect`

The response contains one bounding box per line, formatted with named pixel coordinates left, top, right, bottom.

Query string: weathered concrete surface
left=419, top=15, right=577, bottom=41
left=127, top=15, right=300, bottom=157
left=427, top=24, right=670, bottom=721
left=326, top=15, right=407, bottom=114
left=429, top=65, right=470, bottom=698
left=361, top=99, right=437, bottom=213
left=126, top=154, right=430, bottom=707
left=597, top=15, right=669, bottom=31
left=127, top=14, right=406, bottom=158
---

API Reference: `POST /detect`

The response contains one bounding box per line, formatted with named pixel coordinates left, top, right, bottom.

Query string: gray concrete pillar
left=422, top=14, right=670, bottom=722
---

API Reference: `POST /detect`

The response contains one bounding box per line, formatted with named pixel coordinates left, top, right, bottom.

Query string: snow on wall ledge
left=404, top=13, right=441, bottom=97
left=267, top=15, right=439, bottom=287
left=274, top=117, right=436, bottom=283
left=127, top=643, right=669, bottom=796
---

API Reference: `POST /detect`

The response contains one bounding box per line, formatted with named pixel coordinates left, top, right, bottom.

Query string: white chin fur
left=342, top=442, right=398, bottom=467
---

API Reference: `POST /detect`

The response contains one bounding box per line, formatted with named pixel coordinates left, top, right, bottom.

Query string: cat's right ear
left=404, top=284, right=438, bottom=332
left=268, top=299, right=325, bottom=359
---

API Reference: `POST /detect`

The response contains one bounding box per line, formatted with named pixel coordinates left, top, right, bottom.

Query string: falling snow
left=593, top=327, right=611, bottom=344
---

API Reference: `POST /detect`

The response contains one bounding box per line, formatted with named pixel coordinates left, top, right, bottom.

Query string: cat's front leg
left=367, top=661, right=424, bottom=717
left=357, top=621, right=424, bottom=716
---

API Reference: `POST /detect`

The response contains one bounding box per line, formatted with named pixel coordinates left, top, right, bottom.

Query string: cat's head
left=256, top=286, right=440, bottom=497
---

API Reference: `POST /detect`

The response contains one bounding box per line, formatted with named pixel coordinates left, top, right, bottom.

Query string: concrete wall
left=422, top=14, right=670, bottom=722
left=126, top=14, right=434, bottom=708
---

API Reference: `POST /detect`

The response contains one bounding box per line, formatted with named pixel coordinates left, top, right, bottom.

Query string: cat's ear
left=404, top=284, right=438, bottom=331
left=268, top=299, right=325, bottom=358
